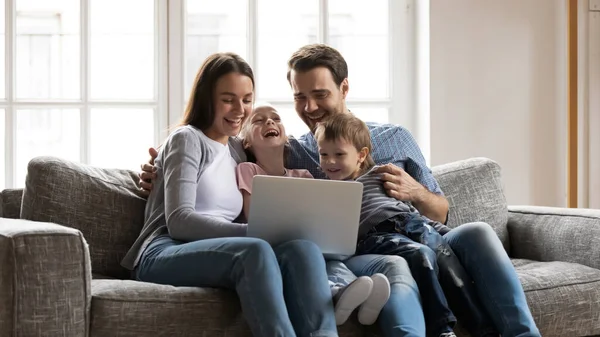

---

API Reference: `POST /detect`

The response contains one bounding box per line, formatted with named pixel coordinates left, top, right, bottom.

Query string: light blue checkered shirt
left=286, top=122, right=443, bottom=195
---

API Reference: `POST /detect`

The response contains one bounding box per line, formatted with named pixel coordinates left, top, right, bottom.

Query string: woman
left=121, top=52, right=338, bottom=337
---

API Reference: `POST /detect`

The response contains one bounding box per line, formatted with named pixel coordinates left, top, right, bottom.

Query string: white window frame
left=167, top=0, right=421, bottom=140
left=1, top=0, right=169, bottom=189
left=2, top=0, right=420, bottom=189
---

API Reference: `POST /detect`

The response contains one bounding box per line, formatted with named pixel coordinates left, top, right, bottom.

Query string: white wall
left=428, top=0, right=567, bottom=207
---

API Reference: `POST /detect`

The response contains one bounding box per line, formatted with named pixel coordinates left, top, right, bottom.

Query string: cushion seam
left=523, top=277, right=600, bottom=293
left=509, top=210, right=600, bottom=221
left=91, top=296, right=233, bottom=304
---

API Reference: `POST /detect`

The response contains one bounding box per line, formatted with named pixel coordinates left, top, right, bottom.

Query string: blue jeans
left=359, top=214, right=498, bottom=337
left=327, top=255, right=426, bottom=337
left=136, top=234, right=337, bottom=337
left=328, top=222, right=541, bottom=337
left=443, top=222, right=541, bottom=337
left=357, top=231, right=456, bottom=336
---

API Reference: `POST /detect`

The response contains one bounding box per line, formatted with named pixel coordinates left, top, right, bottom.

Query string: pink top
left=236, top=162, right=313, bottom=194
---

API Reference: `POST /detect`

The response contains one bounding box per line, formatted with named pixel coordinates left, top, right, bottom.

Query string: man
left=140, top=44, right=540, bottom=337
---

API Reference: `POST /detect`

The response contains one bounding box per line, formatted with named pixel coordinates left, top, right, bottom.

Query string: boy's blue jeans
left=358, top=214, right=498, bottom=337
left=136, top=234, right=338, bottom=337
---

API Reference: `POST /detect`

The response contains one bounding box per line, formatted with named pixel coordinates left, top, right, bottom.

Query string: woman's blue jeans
left=136, top=234, right=338, bottom=337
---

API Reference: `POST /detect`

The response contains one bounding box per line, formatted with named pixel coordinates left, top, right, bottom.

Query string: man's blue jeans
left=443, top=222, right=541, bottom=337
left=136, top=234, right=338, bottom=337
left=327, top=222, right=541, bottom=337
left=358, top=214, right=498, bottom=337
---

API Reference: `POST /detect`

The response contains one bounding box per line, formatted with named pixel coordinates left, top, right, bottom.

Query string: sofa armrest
left=0, top=218, right=91, bottom=337
left=508, top=205, right=600, bottom=270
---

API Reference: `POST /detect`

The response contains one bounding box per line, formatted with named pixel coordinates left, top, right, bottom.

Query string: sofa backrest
left=0, top=189, right=23, bottom=219
left=14, top=155, right=509, bottom=279
left=432, top=157, right=509, bottom=251
left=20, top=156, right=146, bottom=279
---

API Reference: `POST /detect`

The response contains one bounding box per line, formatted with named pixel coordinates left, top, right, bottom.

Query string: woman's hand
left=139, top=147, right=159, bottom=196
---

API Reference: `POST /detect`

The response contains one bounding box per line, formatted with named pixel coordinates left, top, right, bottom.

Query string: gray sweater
left=121, top=125, right=247, bottom=271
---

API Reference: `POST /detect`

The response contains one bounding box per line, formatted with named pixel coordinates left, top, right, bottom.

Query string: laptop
left=247, top=175, right=363, bottom=256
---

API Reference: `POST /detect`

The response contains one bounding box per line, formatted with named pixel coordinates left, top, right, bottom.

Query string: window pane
left=15, top=109, right=80, bottom=188
left=15, top=0, right=80, bottom=100
left=329, top=0, right=389, bottom=100
left=185, top=0, right=247, bottom=100
left=275, top=106, right=309, bottom=138
left=90, top=108, right=154, bottom=171
left=349, top=107, right=389, bottom=124
left=0, top=109, right=4, bottom=190
left=256, top=0, right=318, bottom=100
left=91, top=0, right=154, bottom=100
left=0, top=0, right=4, bottom=99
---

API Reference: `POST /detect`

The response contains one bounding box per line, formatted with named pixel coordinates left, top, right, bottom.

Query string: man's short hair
left=287, top=44, right=348, bottom=86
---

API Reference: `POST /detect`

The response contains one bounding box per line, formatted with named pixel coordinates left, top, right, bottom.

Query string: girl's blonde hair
left=314, top=113, right=375, bottom=174
left=240, top=101, right=291, bottom=164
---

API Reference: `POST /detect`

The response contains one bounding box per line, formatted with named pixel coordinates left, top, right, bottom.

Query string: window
left=1, top=0, right=413, bottom=188
left=1, top=0, right=163, bottom=188
left=176, top=0, right=395, bottom=138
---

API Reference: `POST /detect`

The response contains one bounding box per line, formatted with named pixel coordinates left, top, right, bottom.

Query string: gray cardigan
left=121, top=125, right=247, bottom=271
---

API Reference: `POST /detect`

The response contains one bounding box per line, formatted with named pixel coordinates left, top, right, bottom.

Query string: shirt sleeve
left=385, top=126, right=444, bottom=195
left=236, top=162, right=258, bottom=194
left=163, top=129, right=247, bottom=241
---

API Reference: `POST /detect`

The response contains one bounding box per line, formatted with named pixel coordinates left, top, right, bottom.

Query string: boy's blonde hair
left=314, top=113, right=375, bottom=173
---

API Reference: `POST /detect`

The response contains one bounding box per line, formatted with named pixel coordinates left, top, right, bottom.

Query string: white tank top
left=195, top=133, right=243, bottom=222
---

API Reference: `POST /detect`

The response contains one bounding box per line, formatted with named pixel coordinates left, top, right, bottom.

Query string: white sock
left=357, top=273, right=391, bottom=325
left=333, top=276, right=373, bottom=326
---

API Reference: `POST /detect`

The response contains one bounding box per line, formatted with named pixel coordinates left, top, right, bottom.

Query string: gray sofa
left=1, top=156, right=599, bottom=337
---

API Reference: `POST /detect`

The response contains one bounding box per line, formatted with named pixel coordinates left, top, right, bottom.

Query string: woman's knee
left=276, top=239, right=321, bottom=257
left=275, top=239, right=325, bottom=267
left=239, top=237, right=277, bottom=262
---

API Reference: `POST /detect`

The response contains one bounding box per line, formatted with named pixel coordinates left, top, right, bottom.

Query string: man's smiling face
left=289, top=66, right=349, bottom=133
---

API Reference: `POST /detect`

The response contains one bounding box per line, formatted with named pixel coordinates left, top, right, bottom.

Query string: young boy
left=235, top=102, right=391, bottom=326
left=314, top=113, right=498, bottom=337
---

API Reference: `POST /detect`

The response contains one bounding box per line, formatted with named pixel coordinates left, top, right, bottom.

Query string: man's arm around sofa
left=508, top=206, right=600, bottom=270
left=0, top=218, right=91, bottom=337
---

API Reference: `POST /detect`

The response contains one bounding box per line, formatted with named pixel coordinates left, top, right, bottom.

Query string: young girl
left=314, top=113, right=500, bottom=337
left=236, top=102, right=391, bottom=326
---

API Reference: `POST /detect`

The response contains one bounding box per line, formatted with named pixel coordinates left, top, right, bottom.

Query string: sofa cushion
left=0, top=188, right=23, bottom=219
left=20, top=156, right=146, bottom=279
left=432, top=157, right=509, bottom=251
left=513, top=259, right=600, bottom=337
left=90, top=279, right=365, bottom=337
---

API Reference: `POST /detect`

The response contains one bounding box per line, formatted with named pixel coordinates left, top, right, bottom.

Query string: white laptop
left=247, top=175, right=363, bottom=256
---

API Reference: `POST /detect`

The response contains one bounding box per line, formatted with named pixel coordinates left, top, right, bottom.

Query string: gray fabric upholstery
left=0, top=188, right=23, bottom=219
left=514, top=259, right=600, bottom=337
left=19, top=156, right=147, bottom=279
left=432, top=157, right=510, bottom=251
left=508, top=205, right=600, bottom=270
left=90, top=279, right=365, bottom=337
left=0, top=218, right=91, bottom=337
left=1, top=155, right=598, bottom=336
